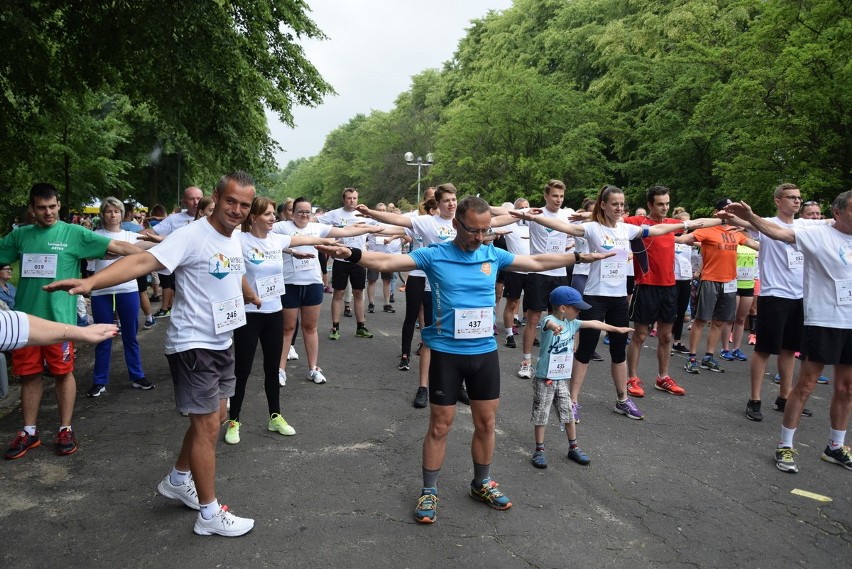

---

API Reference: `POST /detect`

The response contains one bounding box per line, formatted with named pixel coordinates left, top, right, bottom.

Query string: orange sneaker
left=626, top=377, right=645, bottom=398
left=655, top=375, right=686, bottom=396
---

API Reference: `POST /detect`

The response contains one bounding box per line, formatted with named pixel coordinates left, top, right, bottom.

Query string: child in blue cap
left=531, top=286, right=633, bottom=468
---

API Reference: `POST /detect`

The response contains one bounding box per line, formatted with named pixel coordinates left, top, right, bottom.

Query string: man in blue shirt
left=318, top=195, right=612, bottom=524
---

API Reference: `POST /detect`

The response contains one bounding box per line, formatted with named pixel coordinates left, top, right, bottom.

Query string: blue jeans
left=91, top=292, right=145, bottom=385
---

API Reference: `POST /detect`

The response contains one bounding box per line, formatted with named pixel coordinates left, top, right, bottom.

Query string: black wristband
left=574, top=252, right=582, bottom=264
left=348, top=247, right=363, bottom=264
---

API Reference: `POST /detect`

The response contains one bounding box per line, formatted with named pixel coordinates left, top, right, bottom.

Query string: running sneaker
left=413, top=386, right=428, bottom=408
left=671, top=342, right=689, bottom=354
left=603, top=334, right=610, bottom=345
left=193, top=505, right=254, bottom=537
left=719, top=349, right=736, bottom=361
left=655, top=375, right=686, bottom=396
left=287, top=345, right=299, bottom=361
left=268, top=413, right=296, bottom=436
left=590, top=351, right=604, bottom=362
left=517, top=360, right=533, bottom=379
left=414, top=488, right=438, bottom=523
left=531, top=450, right=548, bottom=469
left=278, top=368, right=287, bottom=387
left=343, top=306, right=353, bottom=318
left=398, top=355, right=410, bottom=371
left=132, top=378, right=154, bottom=390
left=328, top=328, right=340, bottom=340
left=157, top=474, right=200, bottom=509
left=747, top=333, right=756, bottom=345
left=86, top=384, right=106, bottom=398
left=308, top=367, right=327, bottom=384
left=367, top=303, right=375, bottom=314
left=224, top=420, right=240, bottom=444
left=505, top=335, right=516, bottom=348
left=773, top=373, right=781, bottom=384
left=614, top=398, right=644, bottom=420
left=775, top=447, right=799, bottom=473
left=355, top=326, right=374, bottom=338
left=773, top=396, right=812, bottom=416
left=567, top=447, right=590, bottom=465
left=143, top=318, right=157, bottom=330
left=649, top=328, right=657, bottom=338
left=469, top=478, right=512, bottom=510
left=383, top=304, right=395, bottom=313
left=731, top=348, right=748, bottom=361
left=745, top=400, right=763, bottom=422
left=700, top=356, right=724, bottom=373
left=571, top=401, right=580, bottom=424
left=153, top=308, right=171, bottom=319
left=684, top=357, right=700, bottom=374
left=54, top=427, right=78, bottom=456
left=817, top=375, right=830, bottom=385
left=821, top=445, right=852, bottom=470
left=627, top=377, right=645, bottom=398
left=4, top=430, right=41, bottom=460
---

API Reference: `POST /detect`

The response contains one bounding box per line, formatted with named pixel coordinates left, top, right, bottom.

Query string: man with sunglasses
left=317, top=195, right=614, bottom=523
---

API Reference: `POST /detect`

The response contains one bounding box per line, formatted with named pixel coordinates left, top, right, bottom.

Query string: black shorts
left=367, top=268, right=394, bottom=282
left=628, top=284, right=677, bottom=325
left=502, top=271, right=528, bottom=300
left=136, top=275, right=148, bottom=293
left=496, top=270, right=506, bottom=284
left=159, top=272, right=175, bottom=290
left=736, top=287, right=755, bottom=297
left=318, top=252, right=329, bottom=275
left=524, top=273, right=569, bottom=312
left=331, top=260, right=366, bottom=291
left=800, top=326, right=852, bottom=365
left=429, top=349, right=500, bottom=405
left=754, top=296, right=804, bottom=355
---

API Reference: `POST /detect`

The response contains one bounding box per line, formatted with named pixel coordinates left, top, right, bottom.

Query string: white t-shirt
left=582, top=222, right=642, bottom=297
left=240, top=232, right=292, bottom=314
left=407, top=214, right=456, bottom=283
left=572, top=234, right=590, bottom=276
left=758, top=217, right=822, bottom=299
left=271, top=221, right=332, bottom=286
left=316, top=207, right=375, bottom=259
left=528, top=207, right=576, bottom=277
left=673, top=243, right=693, bottom=281
left=366, top=223, right=402, bottom=254
left=502, top=220, right=531, bottom=275
left=153, top=211, right=194, bottom=236
left=793, top=224, right=852, bottom=329
left=149, top=218, right=246, bottom=353
left=89, top=229, right=143, bottom=296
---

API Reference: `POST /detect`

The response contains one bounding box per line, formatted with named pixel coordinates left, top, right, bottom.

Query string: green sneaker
left=268, top=413, right=296, bottom=436
left=414, top=488, right=438, bottom=523
left=328, top=328, right=340, bottom=340
left=224, top=420, right=240, bottom=445
left=469, top=478, right=512, bottom=510
left=355, top=326, right=374, bottom=338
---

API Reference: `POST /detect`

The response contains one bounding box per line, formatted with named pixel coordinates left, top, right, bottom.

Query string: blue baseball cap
left=549, top=286, right=591, bottom=310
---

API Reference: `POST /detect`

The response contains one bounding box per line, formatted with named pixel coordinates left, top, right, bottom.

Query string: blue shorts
left=282, top=283, right=324, bottom=309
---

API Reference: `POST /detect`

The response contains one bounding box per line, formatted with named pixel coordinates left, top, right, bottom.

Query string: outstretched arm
left=507, top=251, right=614, bottom=273
left=315, top=245, right=417, bottom=273
left=354, top=205, right=413, bottom=228
left=26, top=314, right=119, bottom=346
left=513, top=211, right=585, bottom=237
left=724, top=202, right=795, bottom=244
left=44, top=252, right=165, bottom=296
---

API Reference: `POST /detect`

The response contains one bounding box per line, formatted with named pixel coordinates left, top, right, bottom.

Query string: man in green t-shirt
left=0, top=183, right=143, bottom=460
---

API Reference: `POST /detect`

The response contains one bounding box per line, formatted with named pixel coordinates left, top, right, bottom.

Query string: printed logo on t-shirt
left=600, top=234, right=617, bottom=250
left=436, top=226, right=456, bottom=241
left=246, top=247, right=282, bottom=265
left=840, top=244, right=852, bottom=266
left=480, top=262, right=492, bottom=276
left=209, top=253, right=244, bottom=280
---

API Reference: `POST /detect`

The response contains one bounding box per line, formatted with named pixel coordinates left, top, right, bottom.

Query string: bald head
left=183, top=186, right=203, bottom=216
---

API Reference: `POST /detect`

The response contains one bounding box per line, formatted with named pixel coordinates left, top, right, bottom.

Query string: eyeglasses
left=455, top=217, right=493, bottom=236
left=294, top=210, right=312, bottom=216
left=779, top=196, right=803, bottom=201
left=0, top=267, right=10, bottom=271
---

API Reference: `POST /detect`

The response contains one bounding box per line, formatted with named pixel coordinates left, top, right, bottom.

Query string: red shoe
left=55, top=427, right=78, bottom=456
left=4, top=430, right=41, bottom=460
left=627, top=377, right=645, bottom=398
left=655, top=375, right=686, bottom=396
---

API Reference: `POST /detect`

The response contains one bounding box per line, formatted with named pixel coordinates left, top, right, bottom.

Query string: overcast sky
left=267, top=0, right=514, bottom=167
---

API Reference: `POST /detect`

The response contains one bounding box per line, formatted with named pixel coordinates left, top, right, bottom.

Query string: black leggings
left=231, top=311, right=284, bottom=420
left=401, top=276, right=433, bottom=356
left=575, top=295, right=629, bottom=364
left=672, top=280, right=692, bottom=341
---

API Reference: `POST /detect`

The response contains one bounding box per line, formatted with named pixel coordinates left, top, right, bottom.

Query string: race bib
left=737, top=266, right=755, bottom=281
left=545, top=234, right=567, bottom=254
left=292, top=255, right=314, bottom=272
left=601, top=261, right=625, bottom=281
left=374, top=236, right=387, bottom=246
left=786, top=248, right=804, bottom=269
left=454, top=307, right=493, bottom=339
left=257, top=273, right=285, bottom=299
left=546, top=351, right=573, bottom=380
left=676, top=256, right=692, bottom=278
left=21, top=253, right=57, bottom=278
left=723, top=279, right=737, bottom=293
left=836, top=279, right=852, bottom=306
left=211, top=295, right=246, bottom=334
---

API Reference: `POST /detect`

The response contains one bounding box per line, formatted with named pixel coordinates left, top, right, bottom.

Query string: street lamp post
left=404, top=151, right=434, bottom=205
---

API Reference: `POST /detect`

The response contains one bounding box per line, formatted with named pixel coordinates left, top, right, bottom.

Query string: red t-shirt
left=623, top=216, right=681, bottom=286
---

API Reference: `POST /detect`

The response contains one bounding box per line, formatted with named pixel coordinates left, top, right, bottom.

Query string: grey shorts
left=166, top=348, right=236, bottom=415
left=531, top=378, right=574, bottom=426
left=694, top=280, right=736, bottom=322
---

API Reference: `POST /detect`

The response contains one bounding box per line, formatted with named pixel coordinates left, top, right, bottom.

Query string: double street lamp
left=404, top=151, right=434, bottom=205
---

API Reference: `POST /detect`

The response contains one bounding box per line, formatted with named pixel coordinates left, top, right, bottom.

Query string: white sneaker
left=287, top=345, right=299, bottom=360
left=278, top=368, right=287, bottom=387
left=157, top=474, right=200, bottom=510
left=309, top=367, right=327, bottom=384
left=193, top=505, right=254, bottom=537
left=517, top=360, right=533, bottom=379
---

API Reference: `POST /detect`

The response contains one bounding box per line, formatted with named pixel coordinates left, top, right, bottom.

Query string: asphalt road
left=0, top=294, right=849, bottom=569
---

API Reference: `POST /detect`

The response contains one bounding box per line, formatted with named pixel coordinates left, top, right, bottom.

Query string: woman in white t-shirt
left=226, top=197, right=334, bottom=445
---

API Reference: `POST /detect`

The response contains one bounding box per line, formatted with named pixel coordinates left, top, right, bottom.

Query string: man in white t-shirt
left=47, top=172, right=257, bottom=536
left=725, top=192, right=852, bottom=474
left=144, top=186, right=203, bottom=318
left=499, top=198, right=530, bottom=349
left=366, top=202, right=404, bottom=314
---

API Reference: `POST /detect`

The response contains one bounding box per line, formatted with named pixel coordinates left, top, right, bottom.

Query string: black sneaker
left=132, top=378, right=155, bottom=390
left=383, top=304, right=395, bottom=313
left=143, top=318, right=157, bottom=330
left=368, top=304, right=375, bottom=314
left=86, top=384, right=106, bottom=398
left=590, top=351, right=604, bottom=362
left=398, top=355, right=410, bottom=371
left=671, top=342, right=689, bottom=354
left=55, top=427, right=78, bottom=456
left=413, top=387, right=428, bottom=408
left=153, top=308, right=171, bottom=319
left=746, top=400, right=763, bottom=422
left=821, top=445, right=852, bottom=470
left=4, top=430, right=41, bottom=460
left=773, top=396, right=812, bottom=416
left=457, top=385, right=470, bottom=406
left=505, top=335, right=516, bottom=348
left=344, top=307, right=353, bottom=317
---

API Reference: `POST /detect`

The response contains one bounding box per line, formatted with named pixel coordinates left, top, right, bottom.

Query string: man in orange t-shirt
left=677, top=198, right=759, bottom=374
